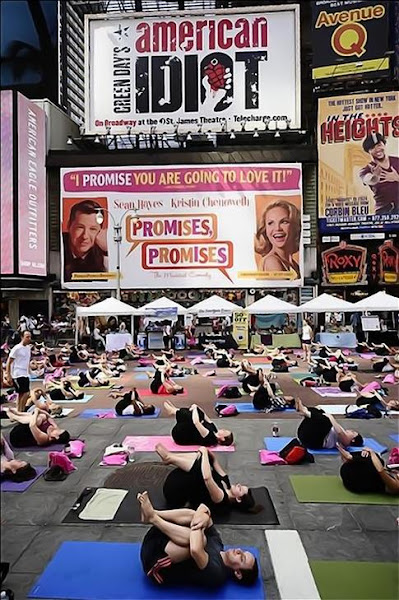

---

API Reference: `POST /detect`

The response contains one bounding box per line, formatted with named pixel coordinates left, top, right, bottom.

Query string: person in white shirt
left=301, top=318, right=313, bottom=363
left=5, top=331, right=32, bottom=411
left=163, top=322, right=173, bottom=350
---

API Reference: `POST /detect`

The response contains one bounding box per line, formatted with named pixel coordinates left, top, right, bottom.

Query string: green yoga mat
left=290, top=475, right=399, bottom=505
left=310, top=561, right=398, bottom=600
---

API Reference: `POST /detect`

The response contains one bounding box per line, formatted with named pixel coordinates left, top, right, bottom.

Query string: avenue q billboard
left=312, top=1, right=390, bottom=80
left=60, top=164, right=303, bottom=290
left=84, top=7, right=301, bottom=134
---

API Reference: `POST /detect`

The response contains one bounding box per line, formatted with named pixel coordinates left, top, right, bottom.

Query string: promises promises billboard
left=85, top=7, right=300, bottom=134
left=318, top=91, right=399, bottom=233
left=312, top=1, right=390, bottom=79
left=61, top=164, right=303, bottom=290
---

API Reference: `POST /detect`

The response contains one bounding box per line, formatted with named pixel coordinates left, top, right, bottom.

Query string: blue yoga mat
left=390, top=433, right=399, bottom=443
left=215, top=402, right=295, bottom=414
left=134, top=367, right=154, bottom=372
left=264, top=437, right=387, bottom=455
left=79, top=408, right=160, bottom=419
left=29, top=541, right=264, bottom=600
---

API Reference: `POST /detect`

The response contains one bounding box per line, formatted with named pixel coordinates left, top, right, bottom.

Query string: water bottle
left=127, top=444, right=135, bottom=463
left=272, top=423, right=279, bottom=437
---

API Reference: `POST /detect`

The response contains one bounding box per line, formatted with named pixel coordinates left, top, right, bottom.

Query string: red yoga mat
left=122, top=435, right=235, bottom=452
left=138, top=388, right=187, bottom=397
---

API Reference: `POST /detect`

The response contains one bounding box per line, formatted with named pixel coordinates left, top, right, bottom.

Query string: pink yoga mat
left=313, top=387, right=357, bottom=398
left=122, top=435, right=235, bottom=452
left=137, top=389, right=187, bottom=397
left=359, top=353, right=377, bottom=359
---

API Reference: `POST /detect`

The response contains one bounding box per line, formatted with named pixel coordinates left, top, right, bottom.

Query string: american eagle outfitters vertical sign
left=85, top=7, right=300, bottom=134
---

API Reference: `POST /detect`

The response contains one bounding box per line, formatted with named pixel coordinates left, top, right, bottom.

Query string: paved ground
left=1, top=350, right=398, bottom=599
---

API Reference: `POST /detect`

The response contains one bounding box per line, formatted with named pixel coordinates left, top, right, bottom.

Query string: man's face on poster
left=69, top=211, right=102, bottom=258
left=369, top=141, right=386, bottom=162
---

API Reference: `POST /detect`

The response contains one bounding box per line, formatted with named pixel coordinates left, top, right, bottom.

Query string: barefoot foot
left=137, top=491, right=155, bottom=523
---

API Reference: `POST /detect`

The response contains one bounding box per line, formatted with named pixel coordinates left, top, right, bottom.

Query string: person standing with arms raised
left=5, top=331, right=32, bottom=411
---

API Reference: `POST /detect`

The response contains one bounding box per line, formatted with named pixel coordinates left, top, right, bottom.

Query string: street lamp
left=95, top=206, right=140, bottom=301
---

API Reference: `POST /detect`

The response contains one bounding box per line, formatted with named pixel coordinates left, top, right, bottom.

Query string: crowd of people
left=1, top=319, right=398, bottom=592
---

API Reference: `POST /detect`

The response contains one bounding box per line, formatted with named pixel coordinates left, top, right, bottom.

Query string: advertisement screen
left=312, top=1, right=390, bottom=79
left=0, top=90, right=14, bottom=274
left=17, top=93, right=47, bottom=276
left=318, top=91, right=399, bottom=233
left=61, top=164, right=303, bottom=290
left=86, top=7, right=300, bottom=134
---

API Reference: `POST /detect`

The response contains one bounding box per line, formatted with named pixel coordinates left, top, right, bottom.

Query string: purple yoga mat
left=359, top=353, right=377, bottom=359
left=8, top=442, right=65, bottom=453
left=212, top=379, right=241, bottom=386
left=1, top=466, right=47, bottom=492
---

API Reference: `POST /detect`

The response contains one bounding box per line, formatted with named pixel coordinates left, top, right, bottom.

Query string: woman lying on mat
left=29, top=359, right=46, bottom=379
left=149, top=366, right=184, bottom=395
left=68, top=344, right=94, bottom=364
left=1, top=433, right=31, bottom=479
left=77, top=368, right=110, bottom=388
left=372, top=357, right=397, bottom=373
left=356, top=341, right=374, bottom=353
left=311, top=359, right=341, bottom=383
left=295, top=398, right=363, bottom=450
left=110, top=387, right=155, bottom=416
left=119, top=343, right=146, bottom=360
left=271, top=354, right=297, bottom=373
left=165, top=400, right=234, bottom=446
left=337, top=444, right=399, bottom=495
left=139, top=492, right=259, bottom=587
left=371, top=343, right=396, bottom=356
left=252, top=374, right=295, bottom=412
left=87, top=353, right=126, bottom=376
left=251, top=344, right=290, bottom=358
left=5, top=407, right=70, bottom=447
left=46, top=378, right=85, bottom=399
left=24, top=388, right=63, bottom=416
left=157, top=444, right=262, bottom=514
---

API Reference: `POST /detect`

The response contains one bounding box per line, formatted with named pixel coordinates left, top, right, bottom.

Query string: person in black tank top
left=164, top=400, right=234, bottom=447
left=157, top=445, right=259, bottom=514
left=111, top=388, right=155, bottom=416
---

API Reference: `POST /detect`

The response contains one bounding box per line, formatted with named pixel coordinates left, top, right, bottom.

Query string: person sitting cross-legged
left=138, top=491, right=258, bottom=588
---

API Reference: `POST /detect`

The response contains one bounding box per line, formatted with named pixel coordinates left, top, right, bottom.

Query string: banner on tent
left=233, top=311, right=249, bottom=349
left=84, top=7, right=301, bottom=134
left=318, top=91, right=399, bottom=233
left=60, top=164, right=303, bottom=290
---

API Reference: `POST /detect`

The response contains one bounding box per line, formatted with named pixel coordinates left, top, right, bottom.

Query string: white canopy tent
left=135, top=297, right=187, bottom=316
left=75, top=297, right=138, bottom=343
left=189, top=295, right=241, bottom=316
left=245, top=294, right=300, bottom=314
left=353, top=291, right=399, bottom=312
left=299, top=293, right=354, bottom=313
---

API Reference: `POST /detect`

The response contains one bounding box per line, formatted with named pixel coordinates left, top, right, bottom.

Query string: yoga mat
left=290, top=475, right=399, bottom=505
left=54, top=394, right=93, bottom=404
left=8, top=441, right=65, bottom=453
left=76, top=385, right=113, bottom=390
left=264, top=437, right=387, bottom=455
left=313, top=387, right=357, bottom=398
left=122, top=435, right=235, bottom=452
left=291, top=372, right=316, bottom=379
left=0, top=466, right=47, bottom=492
left=79, top=408, right=161, bottom=419
left=359, top=352, right=377, bottom=359
left=134, top=373, right=153, bottom=380
left=215, top=402, right=295, bottom=414
left=212, top=379, right=241, bottom=386
left=64, top=367, right=81, bottom=376
left=29, top=375, right=44, bottom=381
left=315, top=404, right=348, bottom=415
left=310, top=561, right=398, bottom=600
left=390, top=433, right=399, bottom=443
left=134, top=366, right=154, bottom=372
left=29, top=541, right=264, bottom=600
left=59, top=408, right=74, bottom=417
left=64, top=486, right=279, bottom=525
left=215, top=388, right=247, bottom=396
left=138, top=388, right=187, bottom=397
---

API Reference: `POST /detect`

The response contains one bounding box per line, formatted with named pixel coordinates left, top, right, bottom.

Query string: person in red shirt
left=359, top=133, right=399, bottom=216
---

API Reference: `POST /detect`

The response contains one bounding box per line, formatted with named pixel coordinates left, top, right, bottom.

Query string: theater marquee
left=85, top=6, right=301, bottom=134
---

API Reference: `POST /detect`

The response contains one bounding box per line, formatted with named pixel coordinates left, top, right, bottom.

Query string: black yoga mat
left=63, top=463, right=279, bottom=525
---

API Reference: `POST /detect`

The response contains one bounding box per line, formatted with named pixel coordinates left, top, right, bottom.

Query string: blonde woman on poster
left=254, top=200, right=301, bottom=278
